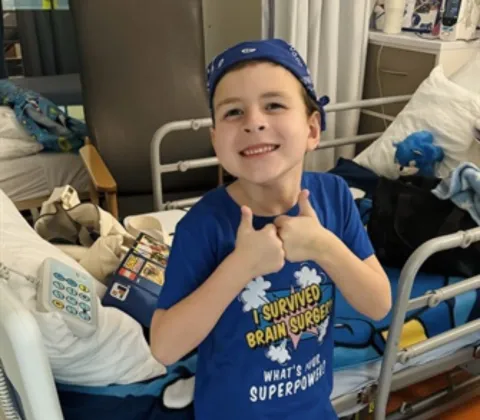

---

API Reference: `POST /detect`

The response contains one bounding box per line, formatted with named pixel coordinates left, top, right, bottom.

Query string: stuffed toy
left=475, top=119, right=480, bottom=143
left=393, top=130, right=445, bottom=177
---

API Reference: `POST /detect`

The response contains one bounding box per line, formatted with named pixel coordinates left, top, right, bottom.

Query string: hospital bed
left=0, top=94, right=478, bottom=420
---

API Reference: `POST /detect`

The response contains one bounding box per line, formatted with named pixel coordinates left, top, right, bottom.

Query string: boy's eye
left=223, top=108, right=243, bottom=119
left=265, top=102, right=284, bottom=110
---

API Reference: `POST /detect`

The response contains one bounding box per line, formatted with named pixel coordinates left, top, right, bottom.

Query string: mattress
left=0, top=151, right=90, bottom=202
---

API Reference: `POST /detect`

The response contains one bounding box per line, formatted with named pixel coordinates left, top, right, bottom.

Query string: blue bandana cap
left=206, top=38, right=330, bottom=131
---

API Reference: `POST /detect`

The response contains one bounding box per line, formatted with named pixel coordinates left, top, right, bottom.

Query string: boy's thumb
left=298, top=189, right=315, bottom=216
left=238, top=206, right=253, bottom=233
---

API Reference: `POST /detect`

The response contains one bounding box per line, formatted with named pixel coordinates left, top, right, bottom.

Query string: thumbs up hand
left=235, top=206, right=285, bottom=279
left=274, top=189, right=331, bottom=262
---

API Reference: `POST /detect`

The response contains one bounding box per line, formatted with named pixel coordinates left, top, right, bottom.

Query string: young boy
left=150, top=39, right=392, bottom=419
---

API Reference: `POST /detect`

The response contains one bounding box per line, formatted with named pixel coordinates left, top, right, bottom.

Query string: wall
left=202, top=0, right=263, bottom=63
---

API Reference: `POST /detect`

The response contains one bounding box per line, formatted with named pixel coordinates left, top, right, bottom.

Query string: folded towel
left=432, top=162, right=480, bottom=225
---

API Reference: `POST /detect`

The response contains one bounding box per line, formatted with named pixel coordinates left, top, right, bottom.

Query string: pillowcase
left=0, top=187, right=166, bottom=386
left=0, top=106, right=43, bottom=160
left=354, top=66, right=480, bottom=179
left=450, top=51, right=480, bottom=95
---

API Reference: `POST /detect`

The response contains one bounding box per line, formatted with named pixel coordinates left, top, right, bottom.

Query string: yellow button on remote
left=52, top=299, right=64, bottom=310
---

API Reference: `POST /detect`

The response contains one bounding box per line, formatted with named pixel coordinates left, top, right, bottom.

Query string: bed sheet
left=0, top=151, right=90, bottom=202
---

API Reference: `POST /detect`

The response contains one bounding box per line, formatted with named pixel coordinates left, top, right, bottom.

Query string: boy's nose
left=243, top=108, right=267, bottom=133
left=244, top=125, right=266, bottom=133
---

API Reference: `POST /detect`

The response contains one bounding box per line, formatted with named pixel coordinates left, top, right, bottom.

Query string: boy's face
left=210, top=62, right=320, bottom=186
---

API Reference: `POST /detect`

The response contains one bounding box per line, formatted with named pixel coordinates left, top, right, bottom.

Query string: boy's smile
left=239, top=143, right=280, bottom=158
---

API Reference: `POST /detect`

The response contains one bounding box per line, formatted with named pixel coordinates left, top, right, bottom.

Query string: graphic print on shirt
left=239, top=264, right=334, bottom=403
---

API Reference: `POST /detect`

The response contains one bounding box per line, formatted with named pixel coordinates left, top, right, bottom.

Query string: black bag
left=367, top=176, right=480, bottom=278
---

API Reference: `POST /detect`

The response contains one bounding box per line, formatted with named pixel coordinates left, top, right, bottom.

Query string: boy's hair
left=211, top=60, right=320, bottom=123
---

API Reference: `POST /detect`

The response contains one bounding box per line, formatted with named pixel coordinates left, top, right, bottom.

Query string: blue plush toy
left=393, top=130, right=445, bottom=177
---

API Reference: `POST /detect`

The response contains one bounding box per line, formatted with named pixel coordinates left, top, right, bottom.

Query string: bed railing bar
left=325, top=95, right=411, bottom=112
left=332, top=346, right=475, bottom=415
left=158, top=156, right=220, bottom=175
left=317, top=132, right=384, bottom=150
left=397, top=319, right=480, bottom=365
left=387, top=375, right=480, bottom=420
left=374, top=226, right=480, bottom=419
left=407, top=275, right=480, bottom=311
left=361, top=109, right=396, bottom=122
left=164, top=197, right=198, bottom=210
left=389, top=346, right=475, bottom=392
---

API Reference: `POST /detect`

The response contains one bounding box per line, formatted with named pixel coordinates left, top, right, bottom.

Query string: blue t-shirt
left=157, top=172, right=374, bottom=419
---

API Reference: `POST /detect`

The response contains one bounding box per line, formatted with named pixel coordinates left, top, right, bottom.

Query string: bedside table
left=358, top=30, right=480, bottom=143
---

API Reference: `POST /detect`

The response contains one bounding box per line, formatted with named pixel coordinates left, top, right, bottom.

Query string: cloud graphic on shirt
left=240, top=276, right=271, bottom=312
left=294, top=266, right=324, bottom=289
left=317, top=316, right=330, bottom=344
left=266, top=340, right=291, bottom=365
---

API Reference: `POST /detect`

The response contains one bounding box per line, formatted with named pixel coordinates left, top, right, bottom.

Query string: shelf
left=369, top=30, right=480, bottom=54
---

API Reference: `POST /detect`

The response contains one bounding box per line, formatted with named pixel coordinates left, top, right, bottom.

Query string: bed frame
left=0, top=95, right=478, bottom=420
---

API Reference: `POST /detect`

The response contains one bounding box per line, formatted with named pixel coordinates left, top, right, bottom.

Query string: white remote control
left=37, top=257, right=98, bottom=338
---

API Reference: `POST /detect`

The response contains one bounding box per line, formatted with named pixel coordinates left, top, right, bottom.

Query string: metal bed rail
left=373, top=227, right=480, bottom=419
left=150, top=94, right=412, bottom=211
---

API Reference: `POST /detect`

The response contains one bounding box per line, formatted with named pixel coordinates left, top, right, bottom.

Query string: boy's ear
left=307, top=110, right=321, bottom=151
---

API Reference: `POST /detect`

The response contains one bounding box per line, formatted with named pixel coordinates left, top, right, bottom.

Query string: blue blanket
left=56, top=354, right=197, bottom=420
left=0, top=80, right=87, bottom=153
left=431, top=162, right=480, bottom=225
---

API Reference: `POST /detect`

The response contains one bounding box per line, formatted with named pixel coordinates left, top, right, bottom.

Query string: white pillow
left=0, top=188, right=166, bottom=386
left=354, top=66, right=480, bottom=179
left=0, top=106, right=43, bottom=160
left=450, top=51, right=480, bottom=95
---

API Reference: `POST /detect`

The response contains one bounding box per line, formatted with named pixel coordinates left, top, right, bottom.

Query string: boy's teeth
left=243, top=145, right=276, bottom=156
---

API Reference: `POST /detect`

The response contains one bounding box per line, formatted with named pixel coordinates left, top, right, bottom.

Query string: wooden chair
left=78, top=137, right=119, bottom=219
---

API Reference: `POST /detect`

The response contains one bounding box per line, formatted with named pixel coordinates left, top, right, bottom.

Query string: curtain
left=263, top=0, right=375, bottom=172
left=0, top=0, right=8, bottom=79
left=4, top=0, right=79, bottom=77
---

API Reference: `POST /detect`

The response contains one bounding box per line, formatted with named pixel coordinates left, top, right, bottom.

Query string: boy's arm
left=312, top=233, right=391, bottom=320
left=150, top=250, right=251, bottom=366
left=150, top=205, right=284, bottom=366
left=315, top=177, right=391, bottom=320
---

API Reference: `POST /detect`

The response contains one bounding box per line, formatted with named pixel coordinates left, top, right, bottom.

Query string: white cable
left=375, top=44, right=390, bottom=130
left=0, top=262, right=38, bottom=286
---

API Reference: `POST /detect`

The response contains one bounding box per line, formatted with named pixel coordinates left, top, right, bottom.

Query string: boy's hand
left=235, top=206, right=285, bottom=279
left=274, top=190, right=333, bottom=262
